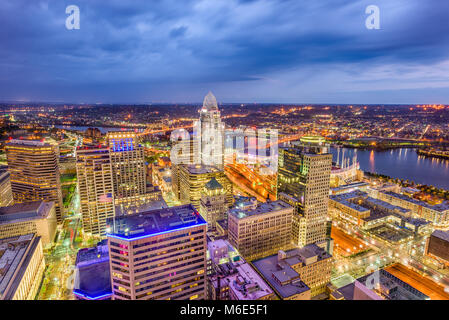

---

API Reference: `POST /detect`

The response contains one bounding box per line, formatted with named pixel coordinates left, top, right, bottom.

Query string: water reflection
left=330, top=148, right=449, bottom=191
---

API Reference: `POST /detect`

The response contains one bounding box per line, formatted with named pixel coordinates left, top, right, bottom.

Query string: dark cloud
left=0, top=0, right=448, bottom=103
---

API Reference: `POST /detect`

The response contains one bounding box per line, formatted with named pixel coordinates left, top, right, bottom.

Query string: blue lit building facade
left=106, top=204, right=208, bottom=300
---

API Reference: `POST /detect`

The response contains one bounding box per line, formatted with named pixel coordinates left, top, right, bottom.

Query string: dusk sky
left=2, top=0, right=449, bottom=104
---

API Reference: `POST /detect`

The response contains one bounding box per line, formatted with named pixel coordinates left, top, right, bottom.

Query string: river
left=330, top=148, right=449, bottom=191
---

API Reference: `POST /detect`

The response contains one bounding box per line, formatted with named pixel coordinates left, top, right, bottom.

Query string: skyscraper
left=106, top=132, right=146, bottom=202
left=196, top=92, right=225, bottom=169
left=277, top=136, right=332, bottom=247
left=5, top=140, right=64, bottom=223
left=106, top=204, right=207, bottom=300
left=76, top=146, right=115, bottom=236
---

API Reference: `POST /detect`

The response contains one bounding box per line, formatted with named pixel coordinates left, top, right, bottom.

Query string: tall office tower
left=199, top=178, right=227, bottom=231
left=178, top=164, right=233, bottom=210
left=5, top=140, right=64, bottom=223
left=0, top=167, right=14, bottom=207
left=106, top=204, right=207, bottom=300
left=106, top=132, right=146, bottom=201
left=196, top=92, right=225, bottom=169
left=76, top=146, right=115, bottom=236
left=171, top=138, right=197, bottom=200
left=228, top=200, right=293, bottom=261
left=277, top=136, right=332, bottom=247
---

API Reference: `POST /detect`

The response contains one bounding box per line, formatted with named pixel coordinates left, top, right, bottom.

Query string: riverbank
left=417, top=149, right=449, bottom=160
left=329, top=147, right=449, bottom=191
left=331, top=140, right=429, bottom=151
left=364, top=171, right=449, bottom=200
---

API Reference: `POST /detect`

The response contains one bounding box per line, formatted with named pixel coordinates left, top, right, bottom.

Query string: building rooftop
left=74, top=241, right=111, bottom=300
left=383, top=191, right=449, bottom=213
left=208, top=240, right=273, bottom=300
left=228, top=263, right=273, bottom=300
left=229, top=200, right=292, bottom=220
left=106, top=204, right=206, bottom=240
left=432, top=229, right=449, bottom=242
left=205, top=177, right=223, bottom=190
left=114, top=197, right=168, bottom=217
left=252, top=253, right=310, bottom=299
left=340, top=269, right=430, bottom=300
left=0, top=201, right=54, bottom=225
left=331, top=182, right=369, bottom=193
left=183, top=164, right=221, bottom=175
left=75, top=240, right=109, bottom=266
left=7, top=139, right=48, bottom=147
left=0, top=234, right=38, bottom=300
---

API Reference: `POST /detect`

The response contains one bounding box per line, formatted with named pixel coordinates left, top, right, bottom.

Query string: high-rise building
left=196, top=92, right=225, bottom=169
left=0, top=233, right=45, bottom=300
left=5, top=140, right=64, bottom=223
left=277, top=136, right=332, bottom=247
left=76, top=146, right=115, bottom=236
left=0, top=167, right=13, bottom=207
left=228, top=200, right=293, bottom=261
left=199, top=178, right=227, bottom=231
left=106, top=132, right=146, bottom=201
left=171, top=138, right=197, bottom=200
left=178, top=164, right=233, bottom=210
left=106, top=204, right=207, bottom=300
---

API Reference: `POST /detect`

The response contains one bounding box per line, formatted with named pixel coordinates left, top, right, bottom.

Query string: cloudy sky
left=1, top=0, right=449, bottom=104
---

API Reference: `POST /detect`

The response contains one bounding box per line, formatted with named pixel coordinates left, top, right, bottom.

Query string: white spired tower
left=195, top=91, right=225, bottom=169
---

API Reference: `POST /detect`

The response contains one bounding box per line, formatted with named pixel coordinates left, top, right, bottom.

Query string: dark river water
left=330, top=148, right=449, bottom=191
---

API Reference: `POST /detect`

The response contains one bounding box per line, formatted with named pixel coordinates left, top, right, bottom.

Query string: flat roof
left=182, top=164, right=221, bottom=175
left=355, top=269, right=429, bottom=300
left=106, top=204, right=206, bottom=240
left=0, top=201, right=54, bottom=225
left=75, top=240, right=109, bottom=266
left=331, top=182, right=369, bottom=192
left=114, top=198, right=168, bottom=217
left=74, top=241, right=112, bottom=299
left=432, top=229, right=449, bottom=242
left=7, top=139, right=48, bottom=147
left=0, top=234, right=37, bottom=299
left=228, top=263, right=273, bottom=300
left=383, top=191, right=449, bottom=212
left=252, top=255, right=310, bottom=299
left=229, top=200, right=292, bottom=219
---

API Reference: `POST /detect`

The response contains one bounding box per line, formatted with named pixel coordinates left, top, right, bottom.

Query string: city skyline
left=1, top=0, right=449, bottom=306
left=2, top=0, right=449, bottom=104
